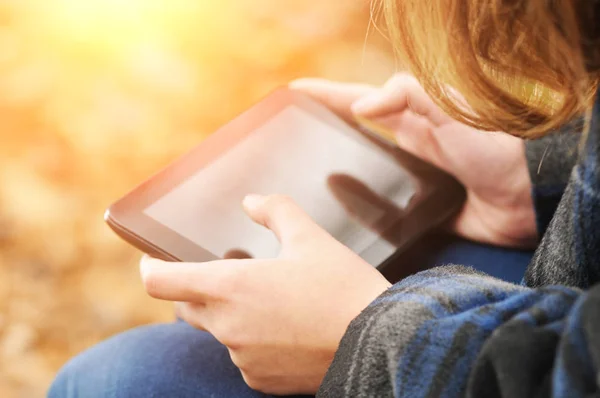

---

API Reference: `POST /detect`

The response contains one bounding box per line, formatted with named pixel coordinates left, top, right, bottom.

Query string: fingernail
left=243, top=194, right=264, bottom=211
left=352, top=92, right=384, bottom=115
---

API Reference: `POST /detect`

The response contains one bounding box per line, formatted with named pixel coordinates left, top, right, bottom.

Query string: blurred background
left=0, top=1, right=395, bottom=396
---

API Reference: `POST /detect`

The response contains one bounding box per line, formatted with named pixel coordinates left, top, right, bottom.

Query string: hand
left=140, top=194, right=391, bottom=395
left=290, top=74, right=538, bottom=248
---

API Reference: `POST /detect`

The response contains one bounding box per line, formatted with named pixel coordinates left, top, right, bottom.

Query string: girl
left=49, top=0, right=599, bottom=397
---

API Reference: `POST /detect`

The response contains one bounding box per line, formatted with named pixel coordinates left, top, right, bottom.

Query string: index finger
left=353, top=73, right=454, bottom=128
left=140, top=256, right=252, bottom=302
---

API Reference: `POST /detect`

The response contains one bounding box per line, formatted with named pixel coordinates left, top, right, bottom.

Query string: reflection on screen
left=144, top=105, right=415, bottom=265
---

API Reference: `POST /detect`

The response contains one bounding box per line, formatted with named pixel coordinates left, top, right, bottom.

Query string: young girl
left=49, top=0, right=599, bottom=397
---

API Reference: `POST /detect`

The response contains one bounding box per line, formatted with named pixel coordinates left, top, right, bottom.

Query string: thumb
left=242, top=194, right=324, bottom=245
left=352, top=73, right=450, bottom=127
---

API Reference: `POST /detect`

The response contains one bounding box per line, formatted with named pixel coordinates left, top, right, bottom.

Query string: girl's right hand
left=290, top=74, right=538, bottom=249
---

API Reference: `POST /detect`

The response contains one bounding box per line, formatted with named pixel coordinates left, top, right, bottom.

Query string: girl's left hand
left=140, top=194, right=391, bottom=395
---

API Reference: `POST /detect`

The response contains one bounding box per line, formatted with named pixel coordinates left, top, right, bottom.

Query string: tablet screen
left=143, top=105, right=416, bottom=264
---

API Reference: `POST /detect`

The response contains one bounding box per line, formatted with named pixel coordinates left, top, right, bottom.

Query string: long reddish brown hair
left=383, top=0, right=599, bottom=137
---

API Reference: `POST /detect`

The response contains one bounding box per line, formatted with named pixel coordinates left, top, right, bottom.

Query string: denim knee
left=47, top=323, right=271, bottom=398
left=47, top=325, right=165, bottom=398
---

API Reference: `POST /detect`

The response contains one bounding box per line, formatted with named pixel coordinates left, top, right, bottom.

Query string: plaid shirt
left=318, top=92, right=600, bottom=398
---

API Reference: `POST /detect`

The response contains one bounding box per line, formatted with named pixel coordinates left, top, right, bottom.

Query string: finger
left=289, top=78, right=376, bottom=120
left=354, top=109, right=449, bottom=172
left=379, top=112, right=450, bottom=171
left=176, top=302, right=209, bottom=332
left=352, top=73, right=450, bottom=126
left=242, top=194, right=324, bottom=245
left=140, top=255, right=251, bottom=302
left=174, top=301, right=184, bottom=320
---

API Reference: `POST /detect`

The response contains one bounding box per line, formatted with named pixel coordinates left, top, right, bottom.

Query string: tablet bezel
left=105, top=87, right=466, bottom=273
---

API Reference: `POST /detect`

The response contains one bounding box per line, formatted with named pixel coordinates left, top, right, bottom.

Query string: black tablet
left=105, top=88, right=465, bottom=276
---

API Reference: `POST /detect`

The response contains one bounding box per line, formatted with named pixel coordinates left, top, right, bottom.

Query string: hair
left=381, top=0, right=600, bottom=138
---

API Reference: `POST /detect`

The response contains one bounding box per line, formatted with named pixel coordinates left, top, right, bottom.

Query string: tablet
left=105, top=88, right=465, bottom=276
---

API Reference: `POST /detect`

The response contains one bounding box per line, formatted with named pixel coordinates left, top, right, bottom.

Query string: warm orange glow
left=47, top=0, right=159, bottom=31
left=21, top=0, right=213, bottom=56
left=0, top=2, right=393, bottom=396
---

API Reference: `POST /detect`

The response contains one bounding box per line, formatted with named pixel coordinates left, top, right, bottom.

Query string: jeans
left=48, top=236, right=533, bottom=398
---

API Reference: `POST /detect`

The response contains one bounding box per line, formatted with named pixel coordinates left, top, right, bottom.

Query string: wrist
left=452, top=140, right=538, bottom=249
left=469, top=192, right=538, bottom=249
